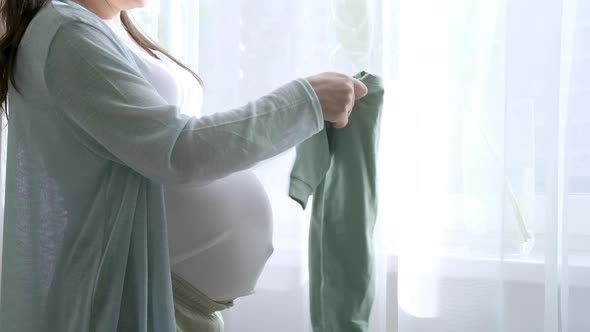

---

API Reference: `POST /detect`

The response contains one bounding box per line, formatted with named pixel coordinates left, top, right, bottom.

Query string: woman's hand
left=305, top=72, right=368, bottom=128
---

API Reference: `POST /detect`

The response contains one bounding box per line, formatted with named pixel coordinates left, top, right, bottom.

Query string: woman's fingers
left=333, top=117, right=349, bottom=129
left=305, top=72, right=367, bottom=129
left=353, top=78, right=368, bottom=100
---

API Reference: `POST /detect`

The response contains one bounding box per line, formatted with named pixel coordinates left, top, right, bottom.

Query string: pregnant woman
left=0, top=0, right=367, bottom=331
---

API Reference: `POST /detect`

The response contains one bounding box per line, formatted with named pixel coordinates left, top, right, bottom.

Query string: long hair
left=0, top=0, right=202, bottom=119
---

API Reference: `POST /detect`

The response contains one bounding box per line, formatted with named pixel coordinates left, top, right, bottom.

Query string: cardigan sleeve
left=44, top=21, right=324, bottom=186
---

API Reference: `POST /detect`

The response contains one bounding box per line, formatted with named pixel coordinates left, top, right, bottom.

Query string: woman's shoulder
left=16, top=1, right=134, bottom=94
left=35, top=1, right=104, bottom=32
left=21, top=1, right=130, bottom=68
left=23, top=1, right=114, bottom=52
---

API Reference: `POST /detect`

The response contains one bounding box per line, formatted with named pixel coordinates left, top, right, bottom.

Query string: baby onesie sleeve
left=288, top=124, right=333, bottom=209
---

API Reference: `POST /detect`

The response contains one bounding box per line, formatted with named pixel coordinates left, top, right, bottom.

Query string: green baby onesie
left=289, top=71, right=384, bottom=332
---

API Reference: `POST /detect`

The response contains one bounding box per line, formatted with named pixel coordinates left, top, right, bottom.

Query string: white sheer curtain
left=387, top=0, right=590, bottom=331
left=1, top=0, right=589, bottom=331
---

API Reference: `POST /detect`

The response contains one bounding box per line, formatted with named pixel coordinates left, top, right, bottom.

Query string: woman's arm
left=44, top=21, right=324, bottom=187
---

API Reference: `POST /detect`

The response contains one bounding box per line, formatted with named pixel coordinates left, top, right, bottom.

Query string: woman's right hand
left=305, top=72, right=368, bottom=129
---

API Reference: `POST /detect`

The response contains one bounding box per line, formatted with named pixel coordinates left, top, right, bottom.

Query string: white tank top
left=114, top=28, right=274, bottom=301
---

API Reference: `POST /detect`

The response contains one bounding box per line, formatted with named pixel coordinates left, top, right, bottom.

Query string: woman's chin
left=133, top=0, right=149, bottom=9
left=123, top=0, right=149, bottom=10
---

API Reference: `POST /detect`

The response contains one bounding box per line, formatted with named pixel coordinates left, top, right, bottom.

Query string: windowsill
left=386, top=253, right=590, bottom=286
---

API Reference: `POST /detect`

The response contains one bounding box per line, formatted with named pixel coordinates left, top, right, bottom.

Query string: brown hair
left=0, top=1, right=202, bottom=120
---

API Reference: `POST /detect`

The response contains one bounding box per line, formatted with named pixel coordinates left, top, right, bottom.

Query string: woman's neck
left=72, top=0, right=120, bottom=20
left=71, top=0, right=127, bottom=38
left=71, top=0, right=147, bottom=55
left=102, top=15, right=126, bottom=35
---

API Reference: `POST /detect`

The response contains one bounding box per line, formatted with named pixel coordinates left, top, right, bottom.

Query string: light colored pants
left=172, top=273, right=233, bottom=332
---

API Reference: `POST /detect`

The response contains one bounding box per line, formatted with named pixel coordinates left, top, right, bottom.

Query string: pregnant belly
left=164, top=170, right=274, bottom=302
